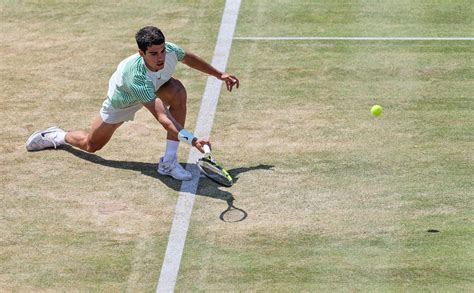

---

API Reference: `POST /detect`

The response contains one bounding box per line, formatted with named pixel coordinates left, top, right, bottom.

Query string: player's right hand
left=193, top=138, right=210, bottom=153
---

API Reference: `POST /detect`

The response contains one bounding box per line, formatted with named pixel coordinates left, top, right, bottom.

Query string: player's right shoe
left=157, top=157, right=193, bottom=181
left=26, top=127, right=66, bottom=151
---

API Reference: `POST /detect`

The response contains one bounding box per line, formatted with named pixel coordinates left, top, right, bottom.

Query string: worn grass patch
left=1, top=0, right=223, bottom=291
left=1, top=0, right=473, bottom=291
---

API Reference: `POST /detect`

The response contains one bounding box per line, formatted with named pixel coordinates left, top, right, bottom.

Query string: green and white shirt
left=107, top=42, right=185, bottom=109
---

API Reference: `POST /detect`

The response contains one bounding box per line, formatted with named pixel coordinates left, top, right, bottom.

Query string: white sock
left=55, top=131, right=66, bottom=145
left=163, top=139, right=179, bottom=162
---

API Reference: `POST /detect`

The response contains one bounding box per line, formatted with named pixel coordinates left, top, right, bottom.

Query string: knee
left=159, top=79, right=187, bottom=108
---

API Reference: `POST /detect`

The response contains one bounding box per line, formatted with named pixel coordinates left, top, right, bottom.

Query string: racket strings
left=201, top=161, right=223, bottom=173
left=197, top=157, right=233, bottom=187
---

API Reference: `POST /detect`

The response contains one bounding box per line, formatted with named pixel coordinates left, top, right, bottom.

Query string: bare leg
left=65, top=115, right=122, bottom=153
left=156, top=78, right=187, bottom=141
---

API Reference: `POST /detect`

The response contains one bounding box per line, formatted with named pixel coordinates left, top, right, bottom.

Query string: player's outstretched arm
left=181, top=52, right=240, bottom=92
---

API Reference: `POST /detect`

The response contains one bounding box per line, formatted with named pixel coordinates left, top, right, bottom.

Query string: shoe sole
left=157, top=169, right=193, bottom=181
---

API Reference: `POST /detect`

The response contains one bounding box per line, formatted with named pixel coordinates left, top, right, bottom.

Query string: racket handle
left=203, top=144, right=211, bottom=154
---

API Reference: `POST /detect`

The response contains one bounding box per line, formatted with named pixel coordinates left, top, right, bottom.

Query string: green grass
left=178, top=0, right=473, bottom=291
left=1, top=0, right=473, bottom=291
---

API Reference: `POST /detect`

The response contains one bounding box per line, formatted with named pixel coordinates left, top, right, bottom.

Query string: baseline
left=234, top=36, right=474, bottom=41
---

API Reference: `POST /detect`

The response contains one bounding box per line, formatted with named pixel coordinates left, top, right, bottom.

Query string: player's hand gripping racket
left=197, top=145, right=233, bottom=187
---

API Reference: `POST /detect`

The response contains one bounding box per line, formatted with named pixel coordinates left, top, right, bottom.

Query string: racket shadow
left=61, top=145, right=273, bottom=204
left=227, top=165, right=274, bottom=184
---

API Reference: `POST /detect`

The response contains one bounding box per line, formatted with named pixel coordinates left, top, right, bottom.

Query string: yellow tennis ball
left=371, top=105, right=383, bottom=117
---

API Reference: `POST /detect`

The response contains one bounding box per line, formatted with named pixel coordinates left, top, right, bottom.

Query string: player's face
left=139, top=44, right=166, bottom=72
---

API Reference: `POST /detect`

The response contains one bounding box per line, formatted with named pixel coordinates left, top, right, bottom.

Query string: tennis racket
left=197, top=145, right=233, bottom=187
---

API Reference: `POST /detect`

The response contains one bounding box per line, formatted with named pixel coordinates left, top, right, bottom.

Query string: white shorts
left=99, top=98, right=144, bottom=124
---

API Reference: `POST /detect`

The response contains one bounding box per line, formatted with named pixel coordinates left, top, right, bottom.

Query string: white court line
left=234, top=36, right=474, bottom=41
left=156, top=0, right=241, bottom=292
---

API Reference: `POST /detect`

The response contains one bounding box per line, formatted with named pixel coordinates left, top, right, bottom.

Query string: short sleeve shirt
left=107, top=42, right=185, bottom=109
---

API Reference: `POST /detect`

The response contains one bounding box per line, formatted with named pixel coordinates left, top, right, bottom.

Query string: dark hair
left=135, top=26, right=165, bottom=53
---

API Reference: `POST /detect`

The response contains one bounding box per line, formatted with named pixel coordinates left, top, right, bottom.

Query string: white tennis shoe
left=26, top=127, right=65, bottom=151
left=158, top=157, right=192, bottom=181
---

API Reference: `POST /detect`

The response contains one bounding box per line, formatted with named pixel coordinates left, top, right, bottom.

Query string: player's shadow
left=61, top=145, right=274, bottom=204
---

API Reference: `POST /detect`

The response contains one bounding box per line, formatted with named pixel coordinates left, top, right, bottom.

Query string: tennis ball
left=371, top=105, right=383, bottom=117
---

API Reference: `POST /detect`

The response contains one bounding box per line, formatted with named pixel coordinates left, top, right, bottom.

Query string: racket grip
left=203, top=144, right=211, bottom=154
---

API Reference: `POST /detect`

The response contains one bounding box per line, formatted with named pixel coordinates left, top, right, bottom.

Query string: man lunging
left=26, top=26, right=239, bottom=181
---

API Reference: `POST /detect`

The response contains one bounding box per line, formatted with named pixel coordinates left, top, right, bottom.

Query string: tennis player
left=26, top=26, right=239, bottom=181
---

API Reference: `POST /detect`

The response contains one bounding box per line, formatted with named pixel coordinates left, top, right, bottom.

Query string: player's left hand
left=220, top=73, right=240, bottom=92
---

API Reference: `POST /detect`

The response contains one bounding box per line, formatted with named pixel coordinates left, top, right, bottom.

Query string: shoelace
left=42, top=132, right=58, bottom=149
left=161, top=159, right=186, bottom=173
left=160, top=160, right=175, bottom=172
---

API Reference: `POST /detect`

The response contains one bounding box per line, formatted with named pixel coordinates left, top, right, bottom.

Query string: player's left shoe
left=26, top=127, right=66, bottom=151
left=157, top=157, right=193, bottom=181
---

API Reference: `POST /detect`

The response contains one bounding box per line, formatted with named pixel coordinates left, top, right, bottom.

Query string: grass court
left=1, top=0, right=473, bottom=291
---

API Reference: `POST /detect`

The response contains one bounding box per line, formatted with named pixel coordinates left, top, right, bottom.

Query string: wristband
left=178, top=129, right=196, bottom=145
